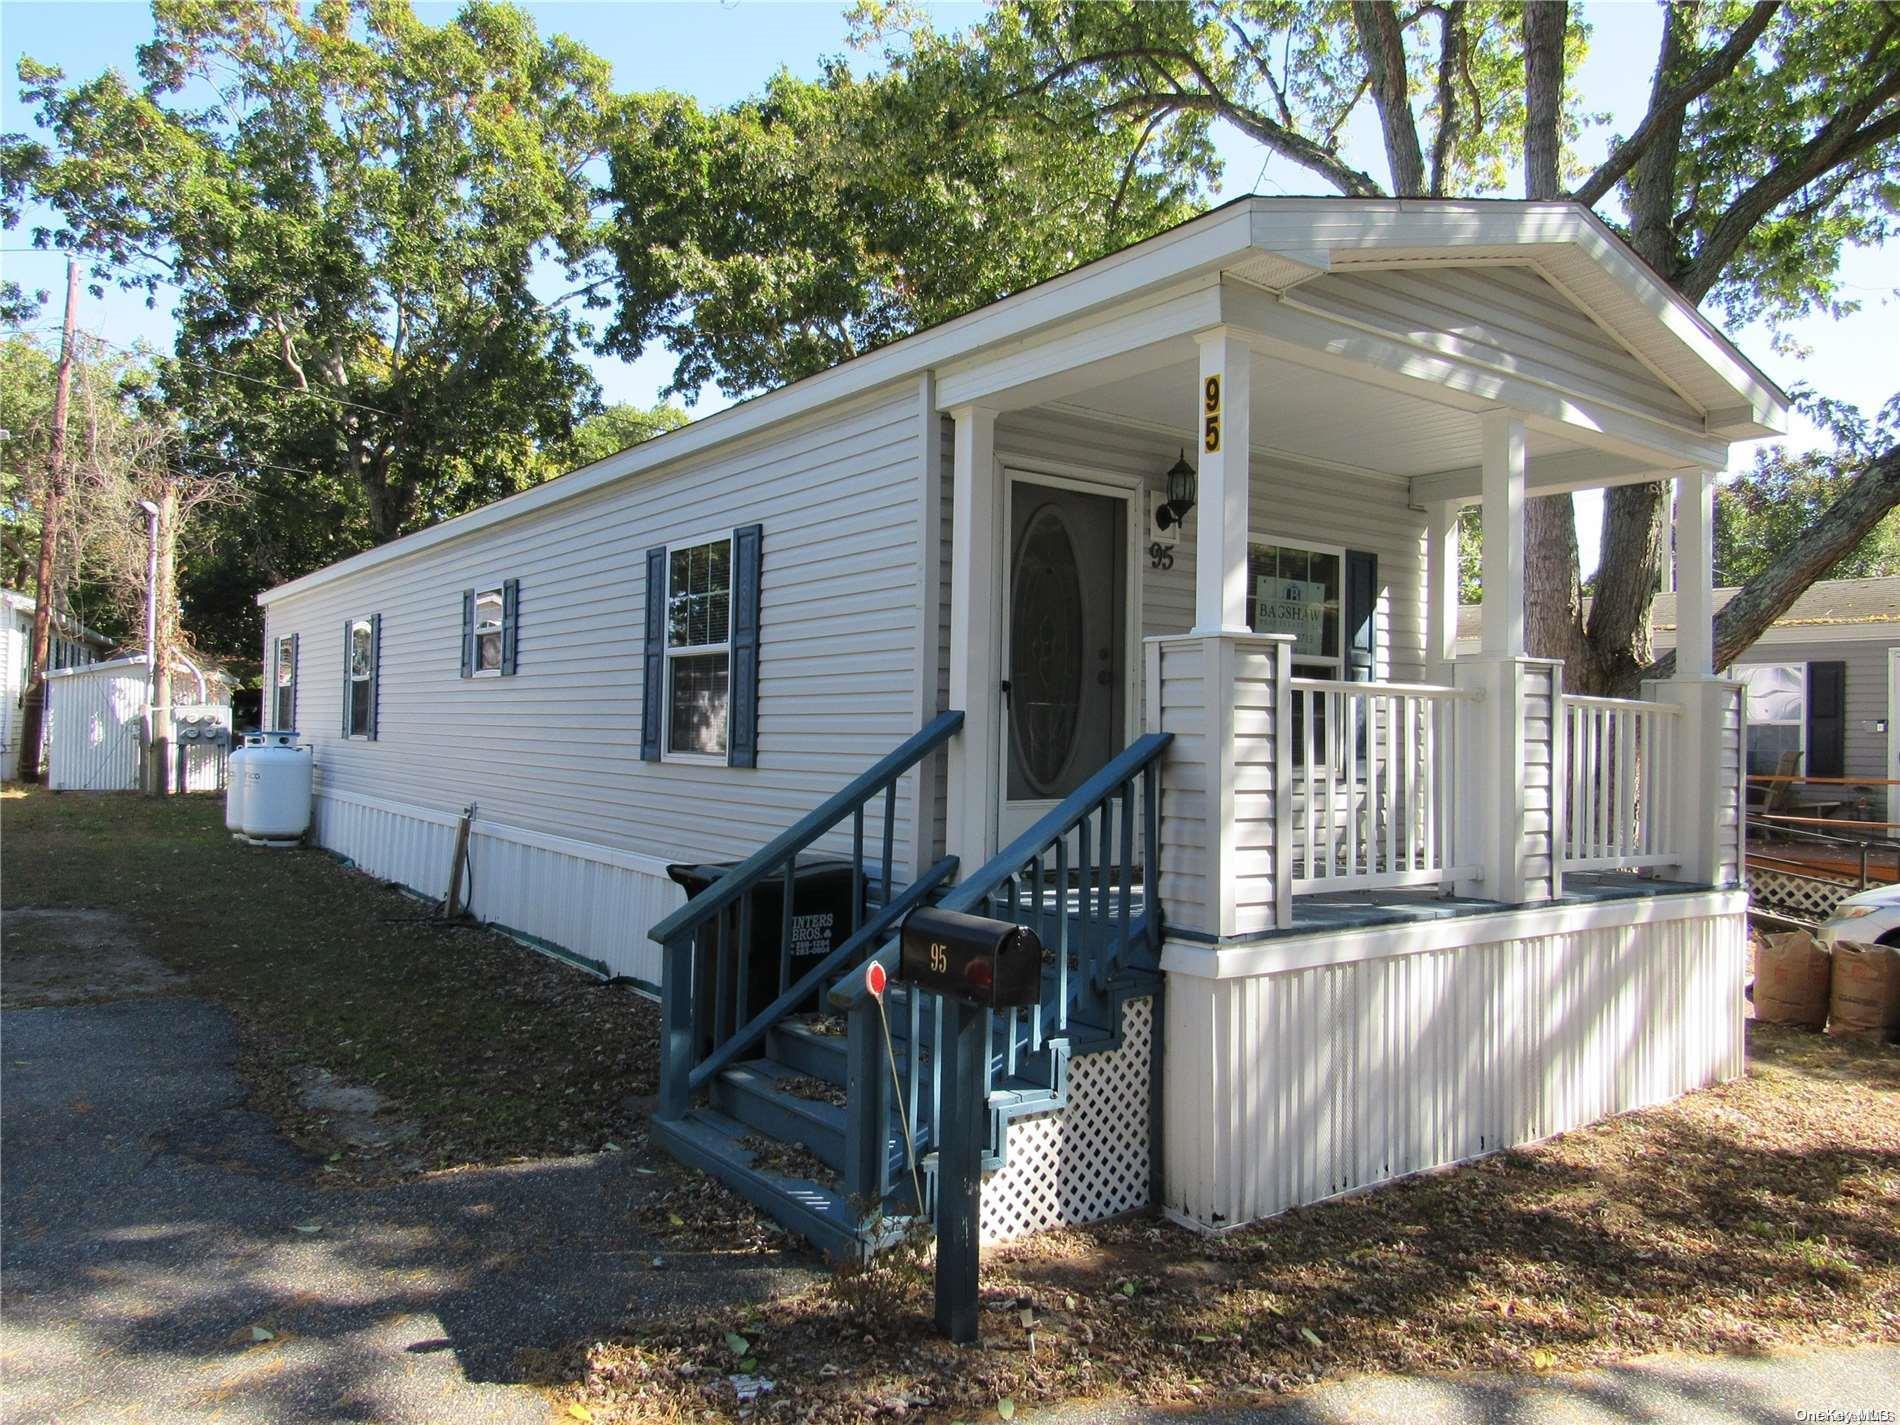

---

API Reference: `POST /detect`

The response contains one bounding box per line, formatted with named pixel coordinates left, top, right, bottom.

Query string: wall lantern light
left=1155, top=449, right=1197, bottom=531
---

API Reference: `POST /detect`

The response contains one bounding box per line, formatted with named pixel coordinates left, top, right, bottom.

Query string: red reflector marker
left=865, top=961, right=888, bottom=999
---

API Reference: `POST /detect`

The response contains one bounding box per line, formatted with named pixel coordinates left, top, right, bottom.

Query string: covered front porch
left=933, top=238, right=1766, bottom=937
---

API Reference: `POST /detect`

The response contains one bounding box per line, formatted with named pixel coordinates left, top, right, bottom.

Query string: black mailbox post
left=895, top=906, right=1044, bottom=1344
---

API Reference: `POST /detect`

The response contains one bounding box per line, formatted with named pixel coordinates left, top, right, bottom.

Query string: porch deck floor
left=1280, top=873, right=1719, bottom=937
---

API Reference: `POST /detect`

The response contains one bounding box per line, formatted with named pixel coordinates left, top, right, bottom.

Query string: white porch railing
left=1284, top=677, right=1483, bottom=894
left=1560, top=693, right=1681, bottom=872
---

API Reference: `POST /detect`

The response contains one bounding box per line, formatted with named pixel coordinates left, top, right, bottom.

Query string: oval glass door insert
left=1010, top=503, right=1085, bottom=795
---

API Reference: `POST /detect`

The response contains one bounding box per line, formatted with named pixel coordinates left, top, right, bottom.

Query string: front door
left=1002, top=476, right=1128, bottom=845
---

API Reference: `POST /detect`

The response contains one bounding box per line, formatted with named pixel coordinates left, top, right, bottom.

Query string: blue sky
left=3, top=1, right=1894, bottom=572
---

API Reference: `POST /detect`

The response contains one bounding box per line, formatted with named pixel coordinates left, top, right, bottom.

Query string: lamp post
left=138, top=498, right=160, bottom=793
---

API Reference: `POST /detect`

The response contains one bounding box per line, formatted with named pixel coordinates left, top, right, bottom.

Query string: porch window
left=1250, top=541, right=1344, bottom=766
left=665, top=536, right=732, bottom=759
left=1735, top=662, right=1805, bottom=776
left=1248, top=542, right=1342, bottom=675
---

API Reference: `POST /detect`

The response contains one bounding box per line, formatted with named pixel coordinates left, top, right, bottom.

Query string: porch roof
left=262, top=196, right=1788, bottom=607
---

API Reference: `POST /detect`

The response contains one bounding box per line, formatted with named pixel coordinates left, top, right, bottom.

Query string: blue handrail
left=828, top=729, right=1172, bottom=1211
left=653, top=709, right=964, bottom=1120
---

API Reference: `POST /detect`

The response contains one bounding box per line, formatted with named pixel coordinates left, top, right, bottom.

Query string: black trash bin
left=666, top=855, right=864, bottom=1028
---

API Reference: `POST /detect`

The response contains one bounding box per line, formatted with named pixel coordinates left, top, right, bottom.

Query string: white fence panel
left=1561, top=693, right=1680, bottom=872
left=1285, top=678, right=1480, bottom=894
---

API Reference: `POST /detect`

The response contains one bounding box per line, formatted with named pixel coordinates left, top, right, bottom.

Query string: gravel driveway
left=1, top=989, right=813, bottom=1423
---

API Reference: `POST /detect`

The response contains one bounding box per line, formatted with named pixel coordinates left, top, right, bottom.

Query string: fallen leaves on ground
left=537, top=1023, right=1899, bottom=1423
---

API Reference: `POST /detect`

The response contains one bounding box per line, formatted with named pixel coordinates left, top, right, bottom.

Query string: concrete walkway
left=1, top=995, right=815, bottom=1424
left=1031, top=1344, right=1900, bottom=1423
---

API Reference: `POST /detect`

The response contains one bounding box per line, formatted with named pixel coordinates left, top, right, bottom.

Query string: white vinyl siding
left=991, top=407, right=1429, bottom=698
left=260, top=384, right=926, bottom=871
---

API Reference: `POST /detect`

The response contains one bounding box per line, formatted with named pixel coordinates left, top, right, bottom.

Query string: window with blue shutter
left=641, top=547, right=666, bottom=762
left=642, top=530, right=762, bottom=766
left=462, top=581, right=519, bottom=677
left=728, top=525, right=762, bottom=768
left=273, top=632, right=297, bottom=730
left=344, top=614, right=380, bottom=739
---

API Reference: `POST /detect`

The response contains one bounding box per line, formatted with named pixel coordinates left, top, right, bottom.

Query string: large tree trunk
left=1517, top=2, right=1592, bottom=681
left=1354, top=2, right=1427, bottom=196
left=1523, top=1, right=1567, bottom=201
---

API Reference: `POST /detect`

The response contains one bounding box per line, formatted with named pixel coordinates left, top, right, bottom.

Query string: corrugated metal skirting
left=311, top=790, right=683, bottom=987
left=1164, top=910, right=1746, bottom=1230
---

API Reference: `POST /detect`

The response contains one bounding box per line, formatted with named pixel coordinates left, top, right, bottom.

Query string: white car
left=1816, top=882, right=1900, bottom=948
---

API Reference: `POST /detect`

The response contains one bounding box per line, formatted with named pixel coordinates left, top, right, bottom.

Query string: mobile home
left=260, top=198, right=1786, bottom=1255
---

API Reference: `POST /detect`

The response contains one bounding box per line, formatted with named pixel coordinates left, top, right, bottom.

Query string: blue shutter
left=460, top=590, right=475, bottom=678
left=289, top=632, right=299, bottom=731
left=366, top=612, right=382, bottom=741
left=1806, top=661, right=1845, bottom=778
left=641, top=546, right=666, bottom=762
left=341, top=619, right=353, bottom=737
left=1344, top=550, right=1378, bottom=682
left=728, top=524, right=763, bottom=768
left=501, top=578, right=520, bottom=676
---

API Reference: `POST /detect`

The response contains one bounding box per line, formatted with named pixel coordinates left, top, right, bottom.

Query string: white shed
left=44, top=654, right=232, bottom=792
left=2, top=588, right=114, bottom=774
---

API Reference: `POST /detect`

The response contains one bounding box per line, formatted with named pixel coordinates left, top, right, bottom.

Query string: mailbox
left=897, top=907, right=1042, bottom=1010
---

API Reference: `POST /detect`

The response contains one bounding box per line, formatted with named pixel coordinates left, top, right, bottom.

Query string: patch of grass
left=1, top=786, right=659, bottom=1179
left=536, top=1023, right=1900, bottom=1423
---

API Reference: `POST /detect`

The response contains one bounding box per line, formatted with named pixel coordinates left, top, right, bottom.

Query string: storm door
left=1001, top=477, right=1128, bottom=844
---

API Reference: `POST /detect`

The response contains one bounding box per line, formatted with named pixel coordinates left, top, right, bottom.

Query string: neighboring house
left=260, top=198, right=1786, bottom=1257
left=1458, top=576, right=1899, bottom=829
left=1, top=588, right=113, bottom=773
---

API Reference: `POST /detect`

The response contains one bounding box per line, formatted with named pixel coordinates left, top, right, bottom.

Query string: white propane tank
left=239, top=731, right=312, bottom=843
left=224, top=733, right=261, bottom=833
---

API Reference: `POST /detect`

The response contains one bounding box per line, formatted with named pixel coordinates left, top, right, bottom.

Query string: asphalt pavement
left=1, top=995, right=813, bottom=1424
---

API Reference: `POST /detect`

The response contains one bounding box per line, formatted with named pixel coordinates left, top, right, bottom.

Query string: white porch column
left=1674, top=468, right=1715, bottom=678
left=946, top=404, right=1000, bottom=873
left=1426, top=498, right=1463, bottom=683
left=1455, top=412, right=1556, bottom=903
left=1650, top=467, right=1743, bottom=888
left=1193, top=329, right=1253, bottom=635
left=1478, top=411, right=1526, bottom=657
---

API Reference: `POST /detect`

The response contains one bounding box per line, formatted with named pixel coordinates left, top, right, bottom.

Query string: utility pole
left=16, top=258, right=79, bottom=783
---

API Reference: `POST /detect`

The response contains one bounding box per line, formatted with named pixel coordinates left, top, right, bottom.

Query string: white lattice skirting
left=1747, top=865, right=1856, bottom=923
left=980, top=997, right=1154, bottom=1244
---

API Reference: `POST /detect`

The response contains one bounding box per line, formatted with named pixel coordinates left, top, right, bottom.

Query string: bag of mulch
left=1827, top=941, right=1900, bottom=1042
left=1754, top=929, right=1832, bottom=1029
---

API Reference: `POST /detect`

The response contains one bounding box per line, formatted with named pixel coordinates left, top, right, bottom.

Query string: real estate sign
left=1255, top=577, right=1326, bottom=657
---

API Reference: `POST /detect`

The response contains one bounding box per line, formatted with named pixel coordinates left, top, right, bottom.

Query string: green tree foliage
left=0, top=334, right=56, bottom=590
left=1715, top=394, right=1900, bottom=587
left=3, top=0, right=618, bottom=546
left=601, top=28, right=1217, bottom=398
left=559, top=401, right=691, bottom=467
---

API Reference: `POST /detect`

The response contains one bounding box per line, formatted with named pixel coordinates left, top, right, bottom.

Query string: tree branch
left=1008, top=44, right=1387, bottom=196
left=1570, top=2, right=1781, bottom=208
left=1643, top=446, right=1900, bottom=685
left=1674, top=89, right=1900, bottom=302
